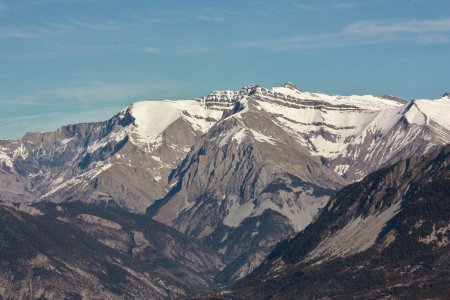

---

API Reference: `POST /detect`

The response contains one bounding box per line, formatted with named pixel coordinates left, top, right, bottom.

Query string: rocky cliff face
left=220, top=145, right=450, bottom=299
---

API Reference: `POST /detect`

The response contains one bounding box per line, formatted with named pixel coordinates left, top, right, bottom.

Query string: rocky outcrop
left=220, top=146, right=450, bottom=299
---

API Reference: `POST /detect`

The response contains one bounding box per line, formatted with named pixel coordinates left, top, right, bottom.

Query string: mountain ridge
left=1, top=82, right=450, bottom=283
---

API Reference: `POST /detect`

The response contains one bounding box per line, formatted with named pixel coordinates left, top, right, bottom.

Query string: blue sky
left=1, top=0, right=450, bottom=139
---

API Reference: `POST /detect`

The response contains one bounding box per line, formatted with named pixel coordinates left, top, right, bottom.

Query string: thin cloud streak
left=0, top=78, right=197, bottom=139
left=144, top=46, right=158, bottom=54
left=174, top=45, right=209, bottom=54
left=0, top=28, right=36, bottom=39
left=235, top=17, right=450, bottom=50
left=191, top=14, right=225, bottom=22
left=35, top=0, right=102, bottom=5
left=0, top=112, right=62, bottom=127
left=2, top=80, right=193, bottom=107
left=331, top=2, right=355, bottom=9
left=0, top=15, right=140, bottom=40
left=343, top=18, right=450, bottom=35
left=68, top=18, right=125, bottom=31
left=0, top=19, right=118, bottom=40
left=130, top=14, right=160, bottom=24
left=0, top=97, right=81, bottom=107
left=293, top=1, right=356, bottom=11
left=142, top=45, right=210, bottom=55
left=0, top=108, right=121, bottom=139
left=43, top=81, right=161, bottom=104
left=3, top=42, right=139, bottom=60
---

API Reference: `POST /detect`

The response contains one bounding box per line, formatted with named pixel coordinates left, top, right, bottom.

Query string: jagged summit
left=380, top=94, right=408, bottom=104
left=236, top=83, right=262, bottom=98
left=281, top=81, right=301, bottom=92
left=190, top=83, right=410, bottom=113
left=198, top=90, right=237, bottom=108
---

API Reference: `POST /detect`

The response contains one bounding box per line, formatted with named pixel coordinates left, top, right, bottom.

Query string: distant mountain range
left=1, top=83, right=449, bottom=298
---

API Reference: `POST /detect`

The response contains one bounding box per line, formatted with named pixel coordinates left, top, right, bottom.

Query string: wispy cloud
left=17, top=80, right=192, bottom=104
left=0, top=81, right=171, bottom=109
left=133, top=7, right=234, bottom=24
left=144, top=46, right=158, bottom=54
left=0, top=16, right=130, bottom=41
left=187, top=7, right=248, bottom=22
left=331, top=2, right=356, bottom=9
left=343, top=18, right=450, bottom=35
left=0, top=27, right=36, bottom=39
left=0, top=96, right=81, bottom=107
left=32, top=22, right=76, bottom=37
left=0, top=20, right=112, bottom=41
left=142, top=45, right=210, bottom=55
left=42, top=81, right=156, bottom=104
left=131, top=14, right=160, bottom=24
left=0, top=112, right=61, bottom=124
left=0, top=109, right=121, bottom=139
left=236, top=17, right=450, bottom=50
left=9, top=42, right=137, bottom=60
left=174, top=45, right=209, bottom=54
left=0, top=79, right=196, bottom=139
left=68, top=18, right=125, bottom=31
left=36, top=0, right=102, bottom=4
left=191, top=14, right=225, bottom=22
left=293, top=1, right=356, bottom=11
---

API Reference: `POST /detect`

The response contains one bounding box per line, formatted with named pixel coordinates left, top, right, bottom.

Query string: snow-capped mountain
left=0, top=92, right=237, bottom=212
left=147, top=83, right=450, bottom=280
left=1, top=83, right=449, bottom=282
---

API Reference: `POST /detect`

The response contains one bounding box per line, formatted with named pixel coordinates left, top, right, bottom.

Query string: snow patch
left=60, top=137, right=75, bottom=145
left=151, top=156, right=162, bottom=163
left=0, top=151, right=13, bottom=169
left=219, top=126, right=242, bottom=147
left=334, top=164, right=350, bottom=176
left=405, top=103, right=426, bottom=126
left=13, top=144, right=28, bottom=159
left=251, top=130, right=278, bottom=145
left=414, top=97, right=450, bottom=130
left=131, top=101, right=182, bottom=141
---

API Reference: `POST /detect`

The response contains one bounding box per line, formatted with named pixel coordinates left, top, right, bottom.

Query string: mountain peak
left=201, top=90, right=237, bottom=102
left=380, top=95, right=408, bottom=104
left=281, top=82, right=301, bottom=92
left=239, top=83, right=261, bottom=93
